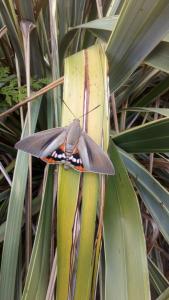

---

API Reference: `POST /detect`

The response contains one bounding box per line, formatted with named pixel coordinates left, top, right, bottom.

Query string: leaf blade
left=104, top=141, right=150, bottom=300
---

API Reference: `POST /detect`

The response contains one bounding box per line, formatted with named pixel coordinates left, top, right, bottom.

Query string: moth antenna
left=78, top=104, right=101, bottom=119
left=62, top=100, right=76, bottom=118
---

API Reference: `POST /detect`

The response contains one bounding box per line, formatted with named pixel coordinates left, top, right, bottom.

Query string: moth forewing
left=38, top=130, right=67, bottom=157
left=15, top=127, right=66, bottom=157
left=76, top=135, right=90, bottom=166
left=77, top=132, right=115, bottom=175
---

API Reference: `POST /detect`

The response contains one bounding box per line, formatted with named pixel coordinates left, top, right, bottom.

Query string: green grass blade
left=134, top=75, right=169, bottom=108
left=0, top=99, right=41, bottom=300
left=119, top=148, right=169, bottom=243
left=0, top=195, right=41, bottom=243
left=14, top=242, right=22, bottom=300
left=157, top=287, right=169, bottom=300
left=22, top=165, right=54, bottom=300
left=65, top=16, right=118, bottom=43
left=113, top=117, right=169, bottom=153
left=72, top=16, right=118, bottom=31
left=104, top=141, right=150, bottom=300
left=123, top=107, right=169, bottom=117
left=145, top=42, right=169, bottom=73
left=49, top=0, right=61, bottom=125
left=148, top=258, right=169, bottom=295
left=0, top=1, right=24, bottom=73
left=107, top=0, right=169, bottom=91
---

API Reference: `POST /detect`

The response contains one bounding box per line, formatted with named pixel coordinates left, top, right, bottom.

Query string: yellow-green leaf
left=57, top=44, right=110, bottom=300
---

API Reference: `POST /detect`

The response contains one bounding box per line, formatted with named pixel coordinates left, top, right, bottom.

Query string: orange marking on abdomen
left=75, top=165, right=85, bottom=172
left=41, top=157, right=57, bottom=164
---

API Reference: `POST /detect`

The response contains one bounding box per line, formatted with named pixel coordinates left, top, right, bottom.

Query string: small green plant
left=0, top=66, right=49, bottom=110
left=0, top=67, right=11, bottom=84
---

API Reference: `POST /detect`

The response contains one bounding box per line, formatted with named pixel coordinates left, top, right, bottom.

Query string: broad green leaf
left=56, top=47, right=84, bottom=300
left=113, top=117, right=169, bottom=153
left=57, top=45, right=109, bottom=300
left=74, top=45, right=110, bottom=300
left=145, top=42, right=169, bottom=73
left=119, top=148, right=169, bottom=243
left=104, top=141, right=150, bottom=300
left=106, top=1, right=169, bottom=91
left=22, top=166, right=54, bottom=300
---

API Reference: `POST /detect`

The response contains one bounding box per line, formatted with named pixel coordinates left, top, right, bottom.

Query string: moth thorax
left=66, top=121, right=81, bottom=146
left=65, top=144, right=74, bottom=157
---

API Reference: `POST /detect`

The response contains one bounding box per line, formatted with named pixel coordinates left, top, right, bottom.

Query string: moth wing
left=15, top=127, right=67, bottom=158
left=77, top=132, right=115, bottom=175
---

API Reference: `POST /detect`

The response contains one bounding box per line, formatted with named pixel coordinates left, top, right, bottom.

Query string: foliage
left=0, top=66, right=48, bottom=109
left=0, top=1, right=169, bottom=300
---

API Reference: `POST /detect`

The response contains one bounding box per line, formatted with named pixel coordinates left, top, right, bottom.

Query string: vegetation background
left=0, top=0, right=169, bottom=299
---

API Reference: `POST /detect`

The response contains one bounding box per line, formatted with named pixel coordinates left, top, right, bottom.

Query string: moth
left=15, top=119, right=115, bottom=175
